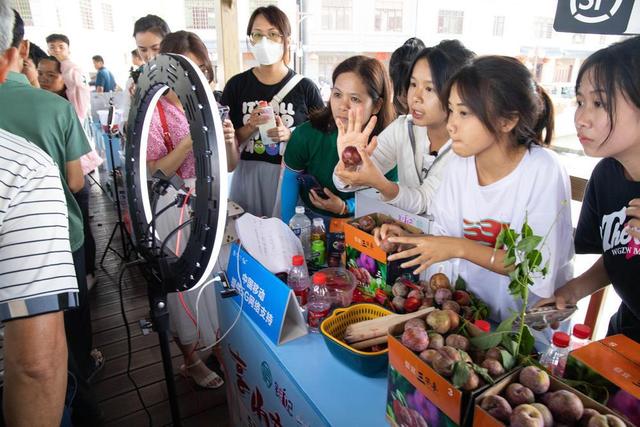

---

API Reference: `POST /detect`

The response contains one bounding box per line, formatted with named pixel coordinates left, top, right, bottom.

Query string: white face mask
left=250, top=38, right=284, bottom=66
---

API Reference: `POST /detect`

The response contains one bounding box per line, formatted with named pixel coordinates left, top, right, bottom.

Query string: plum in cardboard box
left=345, top=213, right=421, bottom=302
left=473, top=366, right=634, bottom=426
left=563, top=334, right=640, bottom=426
left=386, top=319, right=499, bottom=427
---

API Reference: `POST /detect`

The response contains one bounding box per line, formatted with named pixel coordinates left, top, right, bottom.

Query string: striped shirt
left=0, top=128, right=79, bottom=321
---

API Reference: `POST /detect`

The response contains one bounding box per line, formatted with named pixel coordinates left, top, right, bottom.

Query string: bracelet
left=490, top=247, right=497, bottom=266
left=339, top=200, right=347, bottom=216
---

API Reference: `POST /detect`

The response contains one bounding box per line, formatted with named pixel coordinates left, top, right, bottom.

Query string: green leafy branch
left=470, top=212, right=560, bottom=361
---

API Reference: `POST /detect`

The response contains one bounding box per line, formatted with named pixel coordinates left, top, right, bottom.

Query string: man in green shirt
left=0, top=17, right=103, bottom=425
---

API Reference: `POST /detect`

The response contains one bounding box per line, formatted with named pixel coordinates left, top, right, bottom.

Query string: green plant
left=470, top=216, right=556, bottom=366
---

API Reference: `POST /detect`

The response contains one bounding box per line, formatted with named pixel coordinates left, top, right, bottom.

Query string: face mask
left=250, top=38, right=283, bottom=66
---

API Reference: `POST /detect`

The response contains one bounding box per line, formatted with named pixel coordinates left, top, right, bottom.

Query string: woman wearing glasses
left=221, top=5, right=324, bottom=217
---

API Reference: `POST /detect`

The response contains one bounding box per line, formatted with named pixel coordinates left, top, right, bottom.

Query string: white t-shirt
left=333, top=115, right=453, bottom=215
left=429, top=146, right=574, bottom=322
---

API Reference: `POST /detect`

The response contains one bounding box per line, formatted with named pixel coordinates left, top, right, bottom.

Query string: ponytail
left=534, top=84, right=554, bottom=146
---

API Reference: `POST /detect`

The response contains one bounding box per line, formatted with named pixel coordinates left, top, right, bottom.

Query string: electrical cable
left=196, top=242, right=245, bottom=354
left=117, top=258, right=152, bottom=427
left=175, top=186, right=194, bottom=255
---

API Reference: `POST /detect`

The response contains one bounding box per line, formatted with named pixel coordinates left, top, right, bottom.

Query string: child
left=386, top=56, right=574, bottom=322
left=536, top=36, right=640, bottom=342
left=280, top=55, right=395, bottom=223
left=334, top=40, right=474, bottom=215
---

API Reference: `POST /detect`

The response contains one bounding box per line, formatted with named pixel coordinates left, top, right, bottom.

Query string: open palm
left=336, top=108, right=377, bottom=159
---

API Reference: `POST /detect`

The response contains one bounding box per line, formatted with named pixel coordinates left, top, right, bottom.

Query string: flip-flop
left=179, top=359, right=224, bottom=389
left=88, top=348, right=105, bottom=382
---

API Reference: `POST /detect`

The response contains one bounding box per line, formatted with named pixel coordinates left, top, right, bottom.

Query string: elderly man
left=0, top=1, right=79, bottom=425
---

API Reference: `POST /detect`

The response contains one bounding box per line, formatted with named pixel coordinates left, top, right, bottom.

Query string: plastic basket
left=320, top=303, right=392, bottom=376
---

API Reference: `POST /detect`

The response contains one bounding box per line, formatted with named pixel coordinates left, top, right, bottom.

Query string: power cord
left=117, top=258, right=152, bottom=426
left=195, top=243, right=244, bottom=354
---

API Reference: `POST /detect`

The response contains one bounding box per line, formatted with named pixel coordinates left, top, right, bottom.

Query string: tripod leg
left=99, top=221, right=120, bottom=267
left=152, top=298, right=182, bottom=426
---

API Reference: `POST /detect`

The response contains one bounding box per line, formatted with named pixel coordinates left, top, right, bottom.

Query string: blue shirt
left=95, top=66, right=116, bottom=92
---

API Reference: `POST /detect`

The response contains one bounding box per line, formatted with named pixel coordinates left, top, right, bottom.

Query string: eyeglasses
left=248, top=31, right=284, bottom=45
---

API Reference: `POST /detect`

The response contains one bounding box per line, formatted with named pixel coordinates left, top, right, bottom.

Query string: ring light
left=125, top=53, right=228, bottom=292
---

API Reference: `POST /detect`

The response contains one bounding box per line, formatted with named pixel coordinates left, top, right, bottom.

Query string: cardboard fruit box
left=345, top=213, right=422, bottom=302
left=563, top=334, right=640, bottom=426
left=386, top=320, right=498, bottom=427
left=473, top=367, right=634, bottom=426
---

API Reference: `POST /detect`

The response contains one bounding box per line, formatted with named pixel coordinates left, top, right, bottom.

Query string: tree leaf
left=455, top=276, right=467, bottom=291
left=500, top=349, right=516, bottom=370
left=527, top=249, right=543, bottom=269
left=495, top=229, right=506, bottom=249
left=517, top=235, right=542, bottom=253
left=501, top=334, right=518, bottom=355
left=519, top=325, right=536, bottom=356
left=521, top=222, right=533, bottom=238
left=452, top=361, right=470, bottom=388
left=470, top=331, right=509, bottom=350
left=472, top=363, right=495, bottom=385
left=497, top=313, right=517, bottom=333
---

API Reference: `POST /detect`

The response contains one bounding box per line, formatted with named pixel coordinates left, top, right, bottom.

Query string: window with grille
left=437, top=10, right=463, bottom=34
left=492, top=16, right=505, bottom=37
left=10, top=0, right=33, bottom=25
left=321, top=0, right=352, bottom=31
left=79, top=0, right=94, bottom=30
left=318, top=54, right=350, bottom=83
left=102, top=2, right=113, bottom=32
left=374, top=0, right=403, bottom=32
left=185, top=0, right=215, bottom=30
left=533, top=17, right=553, bottom=39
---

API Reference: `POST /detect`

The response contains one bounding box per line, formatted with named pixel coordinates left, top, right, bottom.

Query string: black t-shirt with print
left=221, top=68, right=324, bottom=165
left=575, top=158, right=640, bottom=342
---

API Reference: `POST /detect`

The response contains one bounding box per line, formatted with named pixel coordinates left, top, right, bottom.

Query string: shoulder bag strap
left=407, top=117, right=423, bottom=185
left=270, top=73, right=304, bottom=112
left=156, top=101, right=184, bottom=178
left=156, top=101, right=173, bottom=154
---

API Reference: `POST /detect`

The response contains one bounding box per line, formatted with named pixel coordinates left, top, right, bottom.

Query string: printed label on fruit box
left=388, top=335, right=462, bottom=424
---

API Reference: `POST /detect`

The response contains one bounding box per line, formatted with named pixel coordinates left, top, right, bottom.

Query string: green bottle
left=311, top=239, right=326, bottom=267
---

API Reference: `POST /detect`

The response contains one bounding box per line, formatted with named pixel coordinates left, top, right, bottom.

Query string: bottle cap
left=295, top=206, right=305, bottom=214
left=313, top=272, right=327, bottom=285
left=292, top=255, right=304, bottom=266
left=474, top=320, right=491, bottom=333
left=313, top=218, right=324, bottom=226
left=552, top=331, right=571, bottom=348
left=572, top=324, right=591, bottom=340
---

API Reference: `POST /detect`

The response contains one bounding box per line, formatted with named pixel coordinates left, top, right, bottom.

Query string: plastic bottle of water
left=571, top=324, right=592, bottom=351
left=307, top=272, right=331, bottom=333
left=257, top=100, right=277, bottom=146
left=289, top=206, right=311, bottom=260
left=540, top=331, right=571, bottom=377
left=287, top=255, right=310, bottom=307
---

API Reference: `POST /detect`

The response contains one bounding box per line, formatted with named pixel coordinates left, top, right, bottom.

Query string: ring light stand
left=125, top=54, right=228, bottom=426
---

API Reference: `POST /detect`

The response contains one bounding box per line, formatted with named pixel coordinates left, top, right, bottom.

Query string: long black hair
left=576, top=35, right=640, bottom=143
left=389, top=37, right=425, bottom=115
left=443, top=55, right=554, bottom=147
